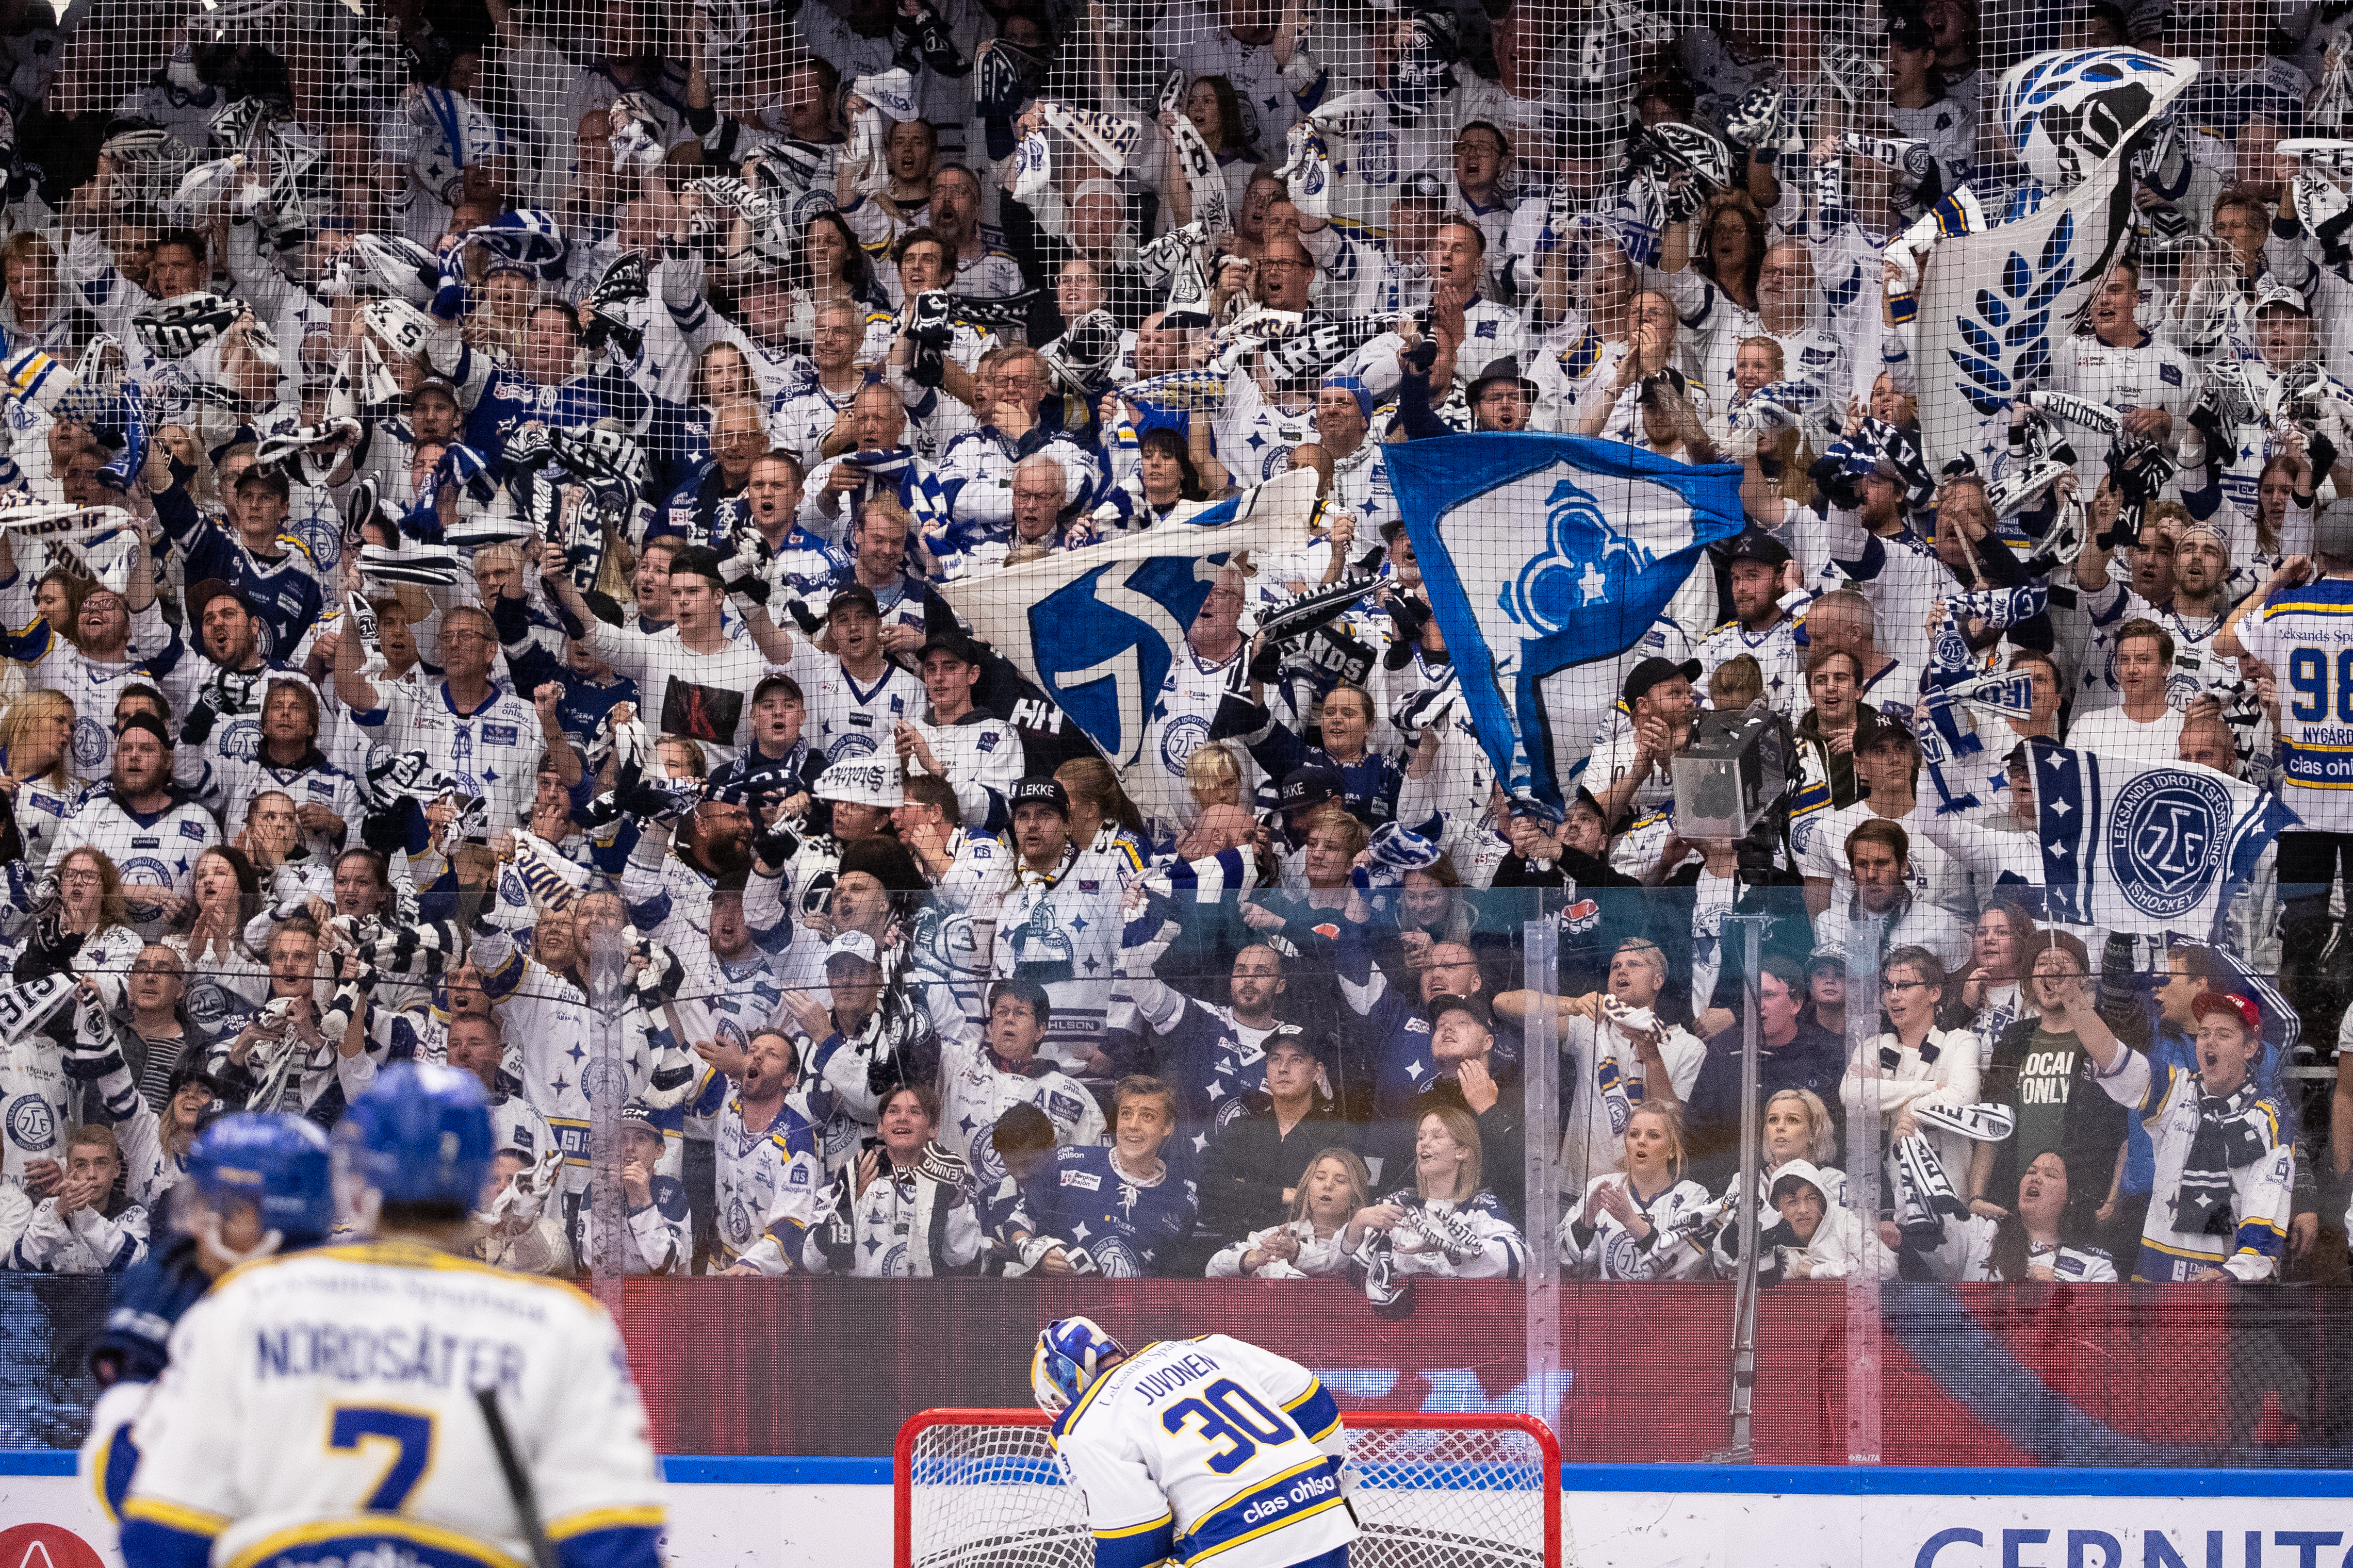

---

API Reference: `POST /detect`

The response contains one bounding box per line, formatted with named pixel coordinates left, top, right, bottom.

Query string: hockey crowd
left=0, top=0, right=2344, bottom=1303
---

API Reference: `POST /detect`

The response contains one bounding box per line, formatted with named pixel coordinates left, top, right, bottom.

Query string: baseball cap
left=2254, top=275, right=2310, bottom=317
left=1009, top=775, right=1070, bottom=817
left=185, top=577, right=255, bottom=621
left=1718, top=526, right=1792, bottom=569
left=1466, top=356, right=1538, bottom=402
left=1278, top=764, right=1343, bottom=814
left=917, top=627, right=982, bottom=665
left=1851, top=709, right=1918, bottom=755
left=413, top=374, right=461, bottom=407
left=1623, top=655, right=1701, bottom=706
left=1805, top=946, right=1847, bottom=975
left=1886, top=12, right=1936, bottom=48
left=2192, top=991, right=2261, bottom=1031
left=1428, top=993, right=1494, bottom=1031
left=829, top=584, right=883, bottom=620
left=825, top=931, right=882, bottom=968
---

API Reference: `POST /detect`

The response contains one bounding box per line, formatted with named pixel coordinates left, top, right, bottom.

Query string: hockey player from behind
left=1035, top=1315, right=1359, bottom=1568
left=80, top=1113, right=338, bottom=1534
left=118, top=1064, right=666, bottom=1568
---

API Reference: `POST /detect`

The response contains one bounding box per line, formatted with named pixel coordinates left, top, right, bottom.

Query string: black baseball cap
left=413, top=374, right=461, bottom=408
left=829, top=584, right=883, bottom=620
left=1279, top=764, right=1343, bottom=814
left=186, top=577, right=257, bottom=621
left=917, top=628, right=982, bottom=665
left=1623, top=656, right=1701, bottom=705
left=1887, top=11, right=1935, bottom=48
left=1428, top=992, right=1494, bottom=1031
left=1009, top=775, right=1069, bottom=816
left=1466, top=357, right=1538, bottom=402
left=1719, top=527, right=1792, bottom=569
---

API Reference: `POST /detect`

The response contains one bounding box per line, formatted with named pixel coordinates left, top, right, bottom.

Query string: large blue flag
left=1385, top=436, right=1747, bottom=814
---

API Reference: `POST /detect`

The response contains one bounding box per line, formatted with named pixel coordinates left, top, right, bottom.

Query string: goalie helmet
left=134, top=292, right=241, bottom=358
left=1031, top=1315, right=1128, bottom=1414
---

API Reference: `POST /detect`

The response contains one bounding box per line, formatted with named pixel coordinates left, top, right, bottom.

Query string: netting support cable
left=1843, top=913, right=1886, bottom=1467
left=1716, top=912, right=1774, bottom=1465
left=1519, top=913, right=1563, bottom=1442
left=585, top=923, right=630, bottom=1322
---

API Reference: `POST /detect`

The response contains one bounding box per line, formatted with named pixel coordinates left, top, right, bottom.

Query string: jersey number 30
left=329, top=1405, right=437, bottom=1509
left=1159, top=1378, right=1297, bottom=1475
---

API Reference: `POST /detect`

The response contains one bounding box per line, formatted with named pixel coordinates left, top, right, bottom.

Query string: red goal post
left=894, top=1408, right=1563, bottom=1568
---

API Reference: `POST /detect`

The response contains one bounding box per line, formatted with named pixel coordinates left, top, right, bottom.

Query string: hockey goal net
left=894, top=1408, right=1562, bottom=1568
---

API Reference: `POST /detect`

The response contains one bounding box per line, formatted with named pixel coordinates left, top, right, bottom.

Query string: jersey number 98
left=1159, top=1378, right=1298, bottom=1475
left=2286, top=648, right=2353, bottom=724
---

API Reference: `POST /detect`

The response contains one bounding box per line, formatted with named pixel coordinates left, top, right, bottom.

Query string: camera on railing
left=1671, top=702, right=1790, bottom=842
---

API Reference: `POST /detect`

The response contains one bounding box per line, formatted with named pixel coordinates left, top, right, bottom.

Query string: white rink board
left=11, top=1467, right=2353, bottom=1568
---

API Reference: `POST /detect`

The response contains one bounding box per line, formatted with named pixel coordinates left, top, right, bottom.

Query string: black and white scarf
left=2178, top=1079, right=2273, bottom=1237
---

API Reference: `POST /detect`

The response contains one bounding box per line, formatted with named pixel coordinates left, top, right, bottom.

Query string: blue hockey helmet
left=1031, top=1316, right=1128, bottom=1415
left=336, top=1063, right=495, bottom=1211
left=185, top=1112, right=336, bottom=1248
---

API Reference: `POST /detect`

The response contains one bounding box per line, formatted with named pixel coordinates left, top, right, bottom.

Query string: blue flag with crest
left=1384, top=436, right=1747, bottom=816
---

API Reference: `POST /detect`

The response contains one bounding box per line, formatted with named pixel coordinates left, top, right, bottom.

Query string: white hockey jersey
left=1052, top=1334, right=1357, bottom=1568
left=120, top=1239, right=664, bottom=1568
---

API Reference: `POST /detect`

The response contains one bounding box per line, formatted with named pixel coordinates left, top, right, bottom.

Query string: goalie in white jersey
left=1036, top=1316, right=1358, bottom=1568
left=119, top=1065, right=666, bottom=1568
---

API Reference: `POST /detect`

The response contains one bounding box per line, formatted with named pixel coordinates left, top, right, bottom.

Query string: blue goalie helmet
left=185, top=1112, right=336, bottom=1247
left=1032, top=1316, right=1128, bottom=1415
left=336, top=1062, right=495, bottom=1211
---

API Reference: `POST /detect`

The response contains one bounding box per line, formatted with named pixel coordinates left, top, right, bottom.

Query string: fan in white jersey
left=788, top=582, right=930, bottom=764
left=1034, top=1316, right=1359, bottom=1568
left=119, top=1065, right=665, bottom=1568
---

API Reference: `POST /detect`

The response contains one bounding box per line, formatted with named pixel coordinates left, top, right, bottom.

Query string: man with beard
left=4, top=569, right=171, bottom=783
left=49, top=716, right=221, bottom=934
left=622, top=787, right=759, bottom=964
left=172, top=581, right=325, bottom=772
left=1693, top=530, right=1805, bottom=718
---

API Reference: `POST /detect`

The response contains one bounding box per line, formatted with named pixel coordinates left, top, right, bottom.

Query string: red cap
left=2191, top=991, right=2261, bottom=1032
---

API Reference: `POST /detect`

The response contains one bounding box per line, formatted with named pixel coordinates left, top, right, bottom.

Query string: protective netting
left=901, top=1412, right=1555, bottom=1568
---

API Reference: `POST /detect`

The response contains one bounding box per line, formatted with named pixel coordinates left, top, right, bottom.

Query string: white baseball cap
left=825, top=931, right=881, bottom=968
